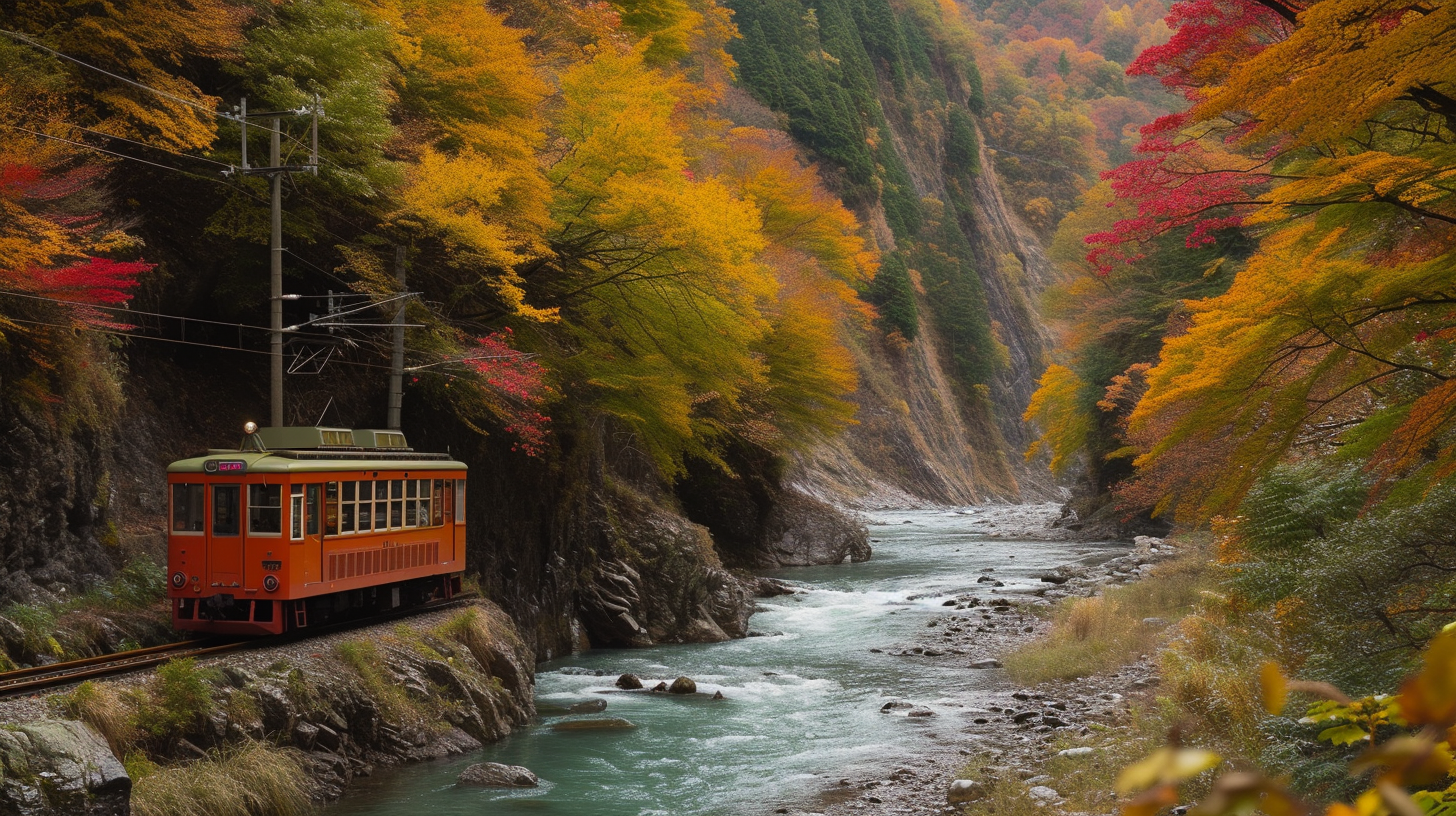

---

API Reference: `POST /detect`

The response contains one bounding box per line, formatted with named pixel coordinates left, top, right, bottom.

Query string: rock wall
left=0, top=720, right=129, bottom=815
left=0, top=402, right=118, bottom=606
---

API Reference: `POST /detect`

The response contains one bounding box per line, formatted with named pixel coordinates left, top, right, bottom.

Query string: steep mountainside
left=0, top=0, right=1065, bottom=662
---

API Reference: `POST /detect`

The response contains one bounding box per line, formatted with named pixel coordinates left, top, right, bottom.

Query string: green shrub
left=134, top=658, right=215, bottom=741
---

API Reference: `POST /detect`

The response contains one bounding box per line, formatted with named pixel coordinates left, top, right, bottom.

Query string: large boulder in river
left=458, top=762, right=539, bottom=788
left=0, top=720, right=130, bottom=815
left=615, top=673, right=643, bottom=690
left=667, top=676, right=696, bottom=694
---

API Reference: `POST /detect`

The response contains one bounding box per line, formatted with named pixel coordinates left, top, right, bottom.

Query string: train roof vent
left=254, top=426, right=356, bottom=450
left=353, top=429, right=411, bottom=451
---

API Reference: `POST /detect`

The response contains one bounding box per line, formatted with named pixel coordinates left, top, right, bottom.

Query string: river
left=325, top=506, right=1126, bottom=816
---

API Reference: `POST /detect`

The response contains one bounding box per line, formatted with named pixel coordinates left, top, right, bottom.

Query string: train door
left=210, top=483, right=242, bottom=586
left=291, top=483, right=323, bottom=583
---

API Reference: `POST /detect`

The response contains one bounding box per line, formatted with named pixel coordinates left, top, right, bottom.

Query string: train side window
left=414, top=479, right=430, bottom=527
left=290, top=485, right=304, bottom=541
left=390, top=479, right=403, bottom=529
left=432, top=480, right=443, bottom=526
left=358, top=481, right=373, bottom=533
left=341, top=481, right=356, bottom=534
left=248, top=484, right=282, bottom=535
left=306, top=484, right=321, bottom=536
left=213, top=485, right=240, bottom=536
left=374, top=481, right=389, bottom=530
left=455, top=479, right=465, bottom=523
left=404, top=479, right=418, bottom=527
left=172, top=484, right=205, bottom=533
left=324, top=482, right=338, bottom=536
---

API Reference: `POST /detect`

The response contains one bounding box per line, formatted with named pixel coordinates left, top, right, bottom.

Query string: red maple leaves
left=460, top=330, right=553, bottom=456
left=2, top=163, right=150, bottom=324
left=1083, top=0, right=1292, bottom=273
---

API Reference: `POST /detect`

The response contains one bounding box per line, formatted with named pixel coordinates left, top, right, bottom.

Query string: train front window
left=172, top=484, right=205, bottom=532
left=249, top=484, right=282, bottom=535
left=213, top=485, right=240, bottom=536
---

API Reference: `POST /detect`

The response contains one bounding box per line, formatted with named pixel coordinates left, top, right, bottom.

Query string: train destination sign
left=203, top=460, right=247, bottom=474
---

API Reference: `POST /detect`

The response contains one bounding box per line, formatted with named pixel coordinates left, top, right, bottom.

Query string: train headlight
left=171, top=571, right=187, bottom=588
left=244, top=421, right=258, bottom=434
left=263, top=575, right=279, bottom=592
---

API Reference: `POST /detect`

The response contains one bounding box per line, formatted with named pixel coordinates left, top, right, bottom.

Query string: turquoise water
left=326, top=507, right=1125, bottom=816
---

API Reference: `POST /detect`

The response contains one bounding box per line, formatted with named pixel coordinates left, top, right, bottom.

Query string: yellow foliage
left=1205, top=2, right=1456, bottom=149
left=1024, top=363, right=1093, bottom=474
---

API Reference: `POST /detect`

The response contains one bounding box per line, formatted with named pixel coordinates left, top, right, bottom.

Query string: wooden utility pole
left=270, top=117, right=284, bottom=428
left=232, top=97, right=320, bottom=428
left=386, top=245, right=406, bottom=430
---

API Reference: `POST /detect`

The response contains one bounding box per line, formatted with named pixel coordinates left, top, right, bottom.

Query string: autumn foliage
left=1027, top=0, right=1456, bottom=526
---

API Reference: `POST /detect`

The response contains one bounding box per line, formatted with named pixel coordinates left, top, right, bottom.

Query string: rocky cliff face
left=0, top=402, right=118, bottom=606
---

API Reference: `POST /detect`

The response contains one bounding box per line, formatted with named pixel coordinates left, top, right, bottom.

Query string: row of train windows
left=171, top=479, right=463, bottom=538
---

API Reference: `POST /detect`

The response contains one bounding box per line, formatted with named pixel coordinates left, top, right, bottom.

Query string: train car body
left=166, top=425, right=466, bottom=635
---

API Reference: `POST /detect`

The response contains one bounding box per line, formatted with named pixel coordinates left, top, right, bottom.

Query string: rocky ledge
left=0, top=599, right=534, bottom=814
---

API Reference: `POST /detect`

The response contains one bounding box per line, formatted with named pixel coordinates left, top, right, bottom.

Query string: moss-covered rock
left=0, top=720, right=129, bottom=816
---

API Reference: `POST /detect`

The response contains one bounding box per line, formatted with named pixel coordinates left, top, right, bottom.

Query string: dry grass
left=130, top=742, right=312, bottom=816
left=957, top=706, right=1174, bottom=816
left=51, top=680, right=139, bottom=755
left=1004, top=544, right=1214, bottom=684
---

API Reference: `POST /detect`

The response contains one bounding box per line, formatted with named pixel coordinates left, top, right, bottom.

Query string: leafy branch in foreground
left=1118, top=627, right=1456, bottom=816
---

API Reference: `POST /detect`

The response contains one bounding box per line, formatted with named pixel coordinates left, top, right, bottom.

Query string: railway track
left=0, top=594, right=476, bottom=698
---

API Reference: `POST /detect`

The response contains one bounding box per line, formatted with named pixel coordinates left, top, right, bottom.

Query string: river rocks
left=1058, top=747, right=1095, bottom=757
left=0, top=720, right=129, bottom=816
left=551, top=718, right=637, bottom=731
left=880, top=701, right=915, bottom=712
left=651, top=682, right=668, bottom=692
left=569, top=699, right=608, bottom=713
left=947, top=779, right=985, bottom=804
left=615, top=673, right=644, bottom=690
left=906, top=707, right=935, bottom=718
left=668, top=676, right=697, bottom=694
left=970, top=658, right=1003, bottom=669
left=1028, top=785, right=1061, bottom=802
left=712, top=691, right=725, bottom=700
left=458, top=762, right=539, bottom=787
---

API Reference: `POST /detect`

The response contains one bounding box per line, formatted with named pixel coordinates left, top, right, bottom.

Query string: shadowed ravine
left=325, top=508, right=1128, bottom=816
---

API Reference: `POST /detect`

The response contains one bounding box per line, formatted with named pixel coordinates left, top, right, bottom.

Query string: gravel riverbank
left=794, top=509, right=1180, bottom=816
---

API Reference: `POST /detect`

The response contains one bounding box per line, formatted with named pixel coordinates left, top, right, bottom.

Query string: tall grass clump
left=1004, top=543, right=1213, bottom=684
left=129, top=742, right=311, bottom=816
left=51, top=680, right=139, bottom=755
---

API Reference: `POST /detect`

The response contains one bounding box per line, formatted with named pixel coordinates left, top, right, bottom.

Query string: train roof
left=167, top=425, right=466, bottom=474
left=167, top=451, right=466, bottom=474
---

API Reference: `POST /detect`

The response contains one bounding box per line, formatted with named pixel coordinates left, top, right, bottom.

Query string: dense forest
left=4, top=0, right=1456, bottom=814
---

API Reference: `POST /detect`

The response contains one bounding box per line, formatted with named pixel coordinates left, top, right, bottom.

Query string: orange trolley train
left=167, top=424, right=467, bottom=635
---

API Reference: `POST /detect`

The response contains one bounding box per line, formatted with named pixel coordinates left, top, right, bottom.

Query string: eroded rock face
left=576, top=486, right=755, bottom=648
left=0, top=720, right=129, bottom=816
left=674, top=452, right=871, bottom=569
